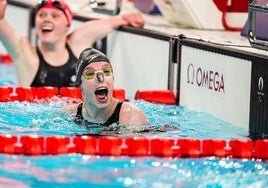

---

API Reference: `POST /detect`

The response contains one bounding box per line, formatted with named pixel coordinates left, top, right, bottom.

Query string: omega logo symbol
left=187, top=64, right=194, bottom=84
left=186, top=63, right=225, bottom=93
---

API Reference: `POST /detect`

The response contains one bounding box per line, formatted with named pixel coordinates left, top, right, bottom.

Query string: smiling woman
left=0, top=0, right=145, bottom=87
left=63, top=48, right=148, bottom=127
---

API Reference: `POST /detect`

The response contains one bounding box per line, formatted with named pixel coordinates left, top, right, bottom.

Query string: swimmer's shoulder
left=120, top=102, right=148, bottom=125
left=121, top=102, right=141, bottom=112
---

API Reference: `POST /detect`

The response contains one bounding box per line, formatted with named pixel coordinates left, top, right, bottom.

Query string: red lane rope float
left=0, top=134, right=268, bottom=159
left=135, top=90, right=176, bottom=105
left=112, top=89, right=126, bottom=102
left=0, top=86, right=176, bottom=105
left=0, top=53, right=13, bottom=64
left=0, top=86, right=126, bottom=102
left=203, top=139, right=228, bottom=158
left=0, top=87, right=13, bottom=102
left=0, top=87, right=176, bottom=104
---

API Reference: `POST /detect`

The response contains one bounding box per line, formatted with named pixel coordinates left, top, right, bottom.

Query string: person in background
left=0, top=0, right=144, bottom=87
left=64, top=48, right=148, bottom=126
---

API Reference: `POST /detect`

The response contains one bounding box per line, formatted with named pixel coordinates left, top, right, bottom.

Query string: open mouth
left=42, top=26, right=53, bottom=33
left=95, top=87, right=108, bottom=102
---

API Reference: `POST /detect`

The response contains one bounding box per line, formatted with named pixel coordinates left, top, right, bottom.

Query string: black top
left=74, top=101, right=123, bottom=126
left=31, top=44, right=78, bottom=87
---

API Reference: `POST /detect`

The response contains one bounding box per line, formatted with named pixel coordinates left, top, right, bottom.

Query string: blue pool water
left=0, top=155, right=267, bottom=188
left=0, top=99, right=248, bottom=139
left=0, top=63, right=267, bottom=187
left=0, top=63, right=18, bottom=86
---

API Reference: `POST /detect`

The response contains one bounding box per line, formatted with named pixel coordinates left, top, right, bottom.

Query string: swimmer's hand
left=0, top=0, right=7, bottom=20
left=121, top=12, right=145, bottom=28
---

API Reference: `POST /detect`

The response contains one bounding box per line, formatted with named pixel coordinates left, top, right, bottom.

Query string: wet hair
left=75, top=48, right=111, bottom=85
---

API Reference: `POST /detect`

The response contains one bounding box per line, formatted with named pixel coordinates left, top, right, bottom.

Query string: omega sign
left=187, top=63, right=225, bottom=93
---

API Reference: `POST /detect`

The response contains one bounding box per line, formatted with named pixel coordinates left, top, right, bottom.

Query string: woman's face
left=35, top=8, right=69, bottom=43
left=81, top=61, right=114, bottom=109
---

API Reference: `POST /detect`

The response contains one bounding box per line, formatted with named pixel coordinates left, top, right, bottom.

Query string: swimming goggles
left=82, top=67, right=113, bottom=80
left=36, top=0, right=64, bottom=12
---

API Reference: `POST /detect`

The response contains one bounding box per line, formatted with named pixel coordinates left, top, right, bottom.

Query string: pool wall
left=175, top=37, right=268, bottom=139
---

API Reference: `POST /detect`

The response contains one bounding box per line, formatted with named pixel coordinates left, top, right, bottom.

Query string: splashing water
left=0, top=98, right=247, bottom=139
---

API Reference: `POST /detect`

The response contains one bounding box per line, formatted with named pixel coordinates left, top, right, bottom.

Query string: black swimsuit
left=31, top=44, right=78, bottom=87
left=74, top=101, right=123, bottom=126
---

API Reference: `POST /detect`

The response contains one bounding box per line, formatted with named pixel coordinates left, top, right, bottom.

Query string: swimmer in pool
left=0, top=0, right=144, bottom=87
left=63, top=48, right=148, bottom=126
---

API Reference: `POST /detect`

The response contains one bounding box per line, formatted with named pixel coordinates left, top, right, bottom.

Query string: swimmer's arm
left=0, top=0, right=27, bottom=58
left=68, top=12, right=145, bottom=56
left=0, top=0, right=37, bottom=86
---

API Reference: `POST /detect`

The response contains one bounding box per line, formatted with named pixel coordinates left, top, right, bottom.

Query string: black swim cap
left=76, top=48, right=111, bottom=85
